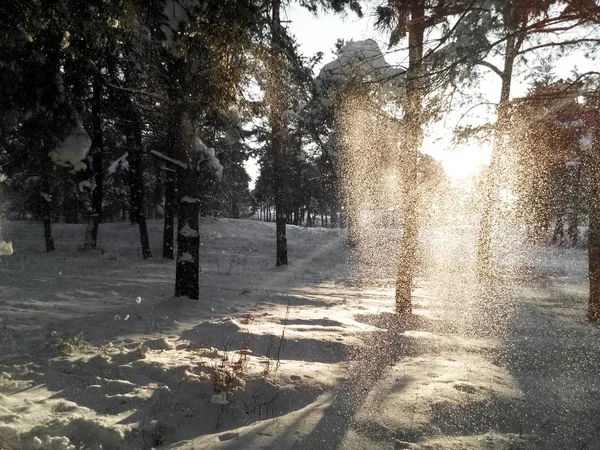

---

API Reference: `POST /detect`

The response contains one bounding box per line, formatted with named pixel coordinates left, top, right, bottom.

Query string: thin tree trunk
left=41, top=153, right=55, bottom=252
left=126, top=108, right=152, bottom=259
left=271, top=0, right=288, bottom=266
left=568, top=164, right=582, bottom=246
left=345, top=194, right=358, bottom=246
left=85, top=77, right=104, bottom=250
left=553, top=215, right=565, bottom=246
left=588, top=161, right=600, bottom=320
left=163, top=168, right=176, bottom=259
left=476, top=7, right=523, bottom=279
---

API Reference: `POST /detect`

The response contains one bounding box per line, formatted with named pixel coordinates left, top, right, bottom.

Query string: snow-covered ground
left=0, top=218, right=598, bottom=449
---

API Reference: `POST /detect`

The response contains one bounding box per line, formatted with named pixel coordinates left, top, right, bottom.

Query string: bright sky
left=243, top=4, right=595, bottom=183
left=285, top=4, right=492, bottom=180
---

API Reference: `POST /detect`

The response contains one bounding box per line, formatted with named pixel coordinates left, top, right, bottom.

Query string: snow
left=0, top=240, right=13, bottom=255
left=0, top=219, right=599, bottom=449
left=316, top=39, right=401, bottom=101
left=319, top=39, right=395, bottom=83
left=196, top=137, right=223, bottom=180
left=78, top=180, right=93, bottom=192
left=179, top=224, right=198, bottom=238
left=150, top=150, right=188, bottom=170
left=108, top=153, right=129, bottom=174
left=178, top=251, right=194, bottom=262
left=48, top=125, right=92, bottom=172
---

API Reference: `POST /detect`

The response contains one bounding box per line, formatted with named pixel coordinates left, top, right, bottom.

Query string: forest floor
left=0, top=218, right=599, bottom=450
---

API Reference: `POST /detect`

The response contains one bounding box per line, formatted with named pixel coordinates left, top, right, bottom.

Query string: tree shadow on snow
left=493, top=266, right=600, bottom=450
left=276, top=312, right=430, bottom=450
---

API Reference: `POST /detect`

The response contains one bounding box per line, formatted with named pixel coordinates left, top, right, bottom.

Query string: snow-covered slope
left=0, top=219, right=598, bottom=449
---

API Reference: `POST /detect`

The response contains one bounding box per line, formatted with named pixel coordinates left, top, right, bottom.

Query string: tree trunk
left=553, top=215, right=565, bottom=246
left=126, top=108, right=152, bottom=259
left=476, top=7, right=522, bottom=279
left=587, top=163, right=600, bottom=320
left=271, top=0, right=288, bottom=267
left=163, top=168, right=176, bottom=259
left=40, top=154, right=55, bottom=252
left=84, top=77, right=104, bottom=250
left=174, top=110, right=201, bottom=300
left=345, top=195, right=358, bottom=246
left=568, top=164, right=582, bottom=246
left=395, top=1, right=425, bottom=315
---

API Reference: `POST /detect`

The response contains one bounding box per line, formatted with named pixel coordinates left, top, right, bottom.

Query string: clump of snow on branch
left=49, top=124, right=91, bottom=172
left=108, top=153, right=129, bottom=174
left=150, top=149, right=188, bottom=170
left=195, top=135, right=223, bottom=180
left=78, top=180, right=94, bottom=193
left=316, top=39, right=401, bottom=102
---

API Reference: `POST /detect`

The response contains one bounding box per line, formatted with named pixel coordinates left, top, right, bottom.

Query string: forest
left=1, top=0, right=600, bottom=449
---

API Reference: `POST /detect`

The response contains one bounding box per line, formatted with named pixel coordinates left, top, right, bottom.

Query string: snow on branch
left=195, top=135, right=223, bottom=180
left=49, top=124, right=91, bottom=172
left=150, top=150, right=188, bottom=170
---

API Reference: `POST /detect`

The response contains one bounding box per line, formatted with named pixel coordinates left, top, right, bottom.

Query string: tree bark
left=552, top=214, right=565, bottom=246
left=587, top=162, right=600, bottom=320
left=395, top=1, right=425, bottom=316
left=84, top=77, right=104, bottom=250
left=271, top=0, right=288, bottom=266
left=126, top=108, right=152, bottom=259
left=41, top=153, right=55, bottom=252
left=174, top=111, right=200, bottom=300
left=163, top=168, right=176, bottom=259
left=476, top=6, right=523, bottom=279
left=568, top=163, right=582, bottom=246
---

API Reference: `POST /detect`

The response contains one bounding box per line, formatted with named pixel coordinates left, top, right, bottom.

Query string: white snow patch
left=78, top=180, right=93, bottom=192
left=49, top=125, right=91, bottom=172
left=178, top=252, right=193, bottom=263
left=179, top=224, right=198, bottom=238
left=0, top=241, right=13, bottom=255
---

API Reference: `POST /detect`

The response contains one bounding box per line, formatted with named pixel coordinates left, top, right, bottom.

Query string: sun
left=423, top=142, right=492, bottom=180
